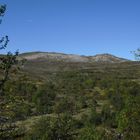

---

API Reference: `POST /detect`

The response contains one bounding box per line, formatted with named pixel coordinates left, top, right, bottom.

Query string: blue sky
left=0, top=0, right=140, bottom=60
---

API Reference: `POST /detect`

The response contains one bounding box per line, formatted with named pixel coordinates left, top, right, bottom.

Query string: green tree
left=0, top=4, right=22, bottom=139
left=33, top=83, right=56, bottom=114
left=78, top=124, right=104, bottom=140
left=25, top=113, right=77, bottom=140
left=54, top=97, right=77, bottom=115
left=117, top=96, right=140, bottom=140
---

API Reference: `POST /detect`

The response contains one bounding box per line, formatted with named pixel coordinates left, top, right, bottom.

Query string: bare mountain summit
left=20, top=52, right=128, bottom=63
left=89, top=53, right=128, bottom=63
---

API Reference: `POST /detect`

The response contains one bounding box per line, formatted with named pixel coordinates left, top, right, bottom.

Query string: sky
left=0, top=0, right=140, bottom=60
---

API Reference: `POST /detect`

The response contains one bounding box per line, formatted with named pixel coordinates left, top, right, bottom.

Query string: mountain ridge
left=19, top=51, right=129, bottom=63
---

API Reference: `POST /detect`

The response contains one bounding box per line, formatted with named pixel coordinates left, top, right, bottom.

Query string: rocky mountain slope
left=20, top=52, right=128, bottom=63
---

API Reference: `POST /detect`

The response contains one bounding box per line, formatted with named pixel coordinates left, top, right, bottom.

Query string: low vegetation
left=1, top=62, right=140, bottom=140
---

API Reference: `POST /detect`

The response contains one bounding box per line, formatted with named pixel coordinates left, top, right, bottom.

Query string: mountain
left=89, top=53, right=128, bottom=63
left=18, top=52, right=138, bottom=82
left=20, top=52, right=128, bottom=63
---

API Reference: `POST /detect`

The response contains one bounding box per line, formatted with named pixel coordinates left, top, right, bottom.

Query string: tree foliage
left=25, top=113, right=77, bottom=140
left=0, top=4, right=22, bottom=139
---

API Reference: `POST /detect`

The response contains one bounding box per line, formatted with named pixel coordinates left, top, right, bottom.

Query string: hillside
left=19, top=52, right=128, bottom=63
left=18, top=52, right=136, bottom=81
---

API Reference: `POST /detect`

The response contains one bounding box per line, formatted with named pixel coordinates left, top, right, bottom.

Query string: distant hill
left=20, top=52, right=128, bottom=63
left=17, top=52, right=132, bottom=81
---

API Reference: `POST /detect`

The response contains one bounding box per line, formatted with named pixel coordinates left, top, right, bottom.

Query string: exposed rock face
left=19, top=52, right=128, bottom=63
left=89, top=53, right=127, bottom=63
